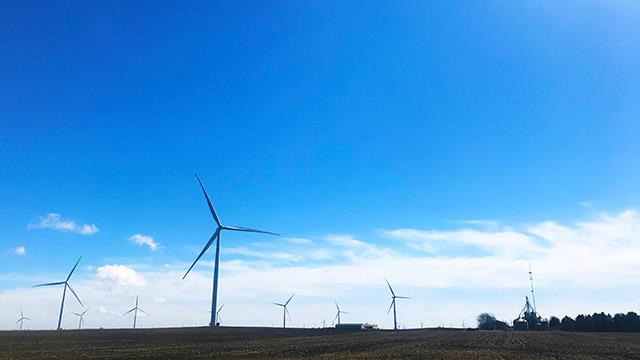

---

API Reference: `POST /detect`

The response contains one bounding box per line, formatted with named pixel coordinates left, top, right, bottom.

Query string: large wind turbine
left=273, top=293, right=294, bottom=328
left=334, top=301, right=347, bottom=325
left=386, top=279, right=410, bottom=331
left=16, top=310, right=30, bottom=330
left=73, top=309, right=88, bottom=329
left=183, top=174, right=278, bottom=327
left=33, top=257, right=84, bottom=330
left=123, top=295, right=146, bottom=329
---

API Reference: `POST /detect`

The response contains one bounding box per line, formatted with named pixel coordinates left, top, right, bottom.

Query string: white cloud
left=96, top=265, right=146, bottom=287
left=382, top=228, right=540, bottom=257
left=28, top=213, right=99, bottom=235
left=129, top=234, right=159, bottom=251
left=225, top=247, right=302, bottom=262
left=5, top=210, right=640, bottom=331
left=14, top=246, right=26, bottom=256
left=284, top=237, right=314, bottom=245
left=96, top=306, right=118, bottom=315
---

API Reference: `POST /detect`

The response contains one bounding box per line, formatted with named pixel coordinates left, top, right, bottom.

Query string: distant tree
left=592, top=312, right=612, bottom=332
left=548, top=316, right=561, bottom=330
left=477, top=313, right=497, bottom=330
left=560, top=316, right=575, bottom=331
left=575, top=314, right=595, bottom=332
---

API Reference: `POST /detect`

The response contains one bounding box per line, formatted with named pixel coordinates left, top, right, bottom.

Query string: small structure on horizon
left=335, top=323, right=379, bottom=330
left=513, top=265, right=548, bottom=331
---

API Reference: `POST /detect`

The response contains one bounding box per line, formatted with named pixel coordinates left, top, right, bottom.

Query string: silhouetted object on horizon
left=32, top=257, right=83, bottom=330
left=73, top=309, right=88, bottom=329
left=123, top=295, right=146, bottom=329
left=513, top=296, right=548, bottom=331
left=385, top=279, right=410, bottom=331
left=16, top=310, right=30, bottom=330
left=334, top=301, right=347, bottom=325
left=183, top=174, right=279, bottom=327
left=273, top=293, right=294, bottom=328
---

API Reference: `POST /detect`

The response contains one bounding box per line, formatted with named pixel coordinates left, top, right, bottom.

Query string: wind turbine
left=73, top=309, right=88, bottom=329
left=273, top=293, right=294, bottom=328
left=216, top=305, right=224, bottom=326
left=33, top=257, right=83, bottom=330
left=16, top=310, right=30, bottom=330
left=123, top=295, right=146, bottom=329
left=334, top=301, right=347, bottom=325
left=385, top=279, right=410, bottom=331
left=183, top=174, right=279, bottom=327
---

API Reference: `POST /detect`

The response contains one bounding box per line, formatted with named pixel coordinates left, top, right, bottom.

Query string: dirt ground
left=2, top=327, right=640, bottom=359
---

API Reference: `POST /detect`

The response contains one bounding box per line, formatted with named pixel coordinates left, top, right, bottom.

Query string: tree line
left=477, top=312, right=640, bottom=332
left=549, top=312, right=640, bottom=332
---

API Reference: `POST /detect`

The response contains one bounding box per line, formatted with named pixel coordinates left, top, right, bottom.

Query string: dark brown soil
left=2, top=327, right=640, bottom=359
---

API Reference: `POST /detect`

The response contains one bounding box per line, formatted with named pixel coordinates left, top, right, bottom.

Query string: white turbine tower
left=333, top=301, right=347, bottom=325
left=386, top=279, right=410, bottom=331
left=273, top=294, right=294, bottom=328
left=73, top=309, right=88, bottom=329
left=183, top=174, right=279, bottom=327
left=16, top=310, right=30, bottom=330
left=33, top=257, right=83, bottom=330
left=123, top=295, right=146, bottom=329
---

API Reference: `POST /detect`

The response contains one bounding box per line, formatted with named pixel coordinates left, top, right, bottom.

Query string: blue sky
left=2, top=1, right=640, bottom=330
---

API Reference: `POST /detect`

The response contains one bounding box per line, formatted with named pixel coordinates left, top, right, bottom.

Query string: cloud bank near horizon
left=4, top=209, right=640, bottom=330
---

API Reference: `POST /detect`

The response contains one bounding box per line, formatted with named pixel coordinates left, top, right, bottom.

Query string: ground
left=2, top=327, right=640, bottom=359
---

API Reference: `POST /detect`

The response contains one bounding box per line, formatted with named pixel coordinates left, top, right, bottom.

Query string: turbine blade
left=396, top=296, right=411, bottom=299
left=285, top=293, right=295, bottom=306
left=387, top=300, right=394, bottom=314
left=195, top=174, right=221, bottom=226
left=66, top=257, right=82, bottom=282
left=217, top=304, right=224, bottom=313
left=223, top=226, right=279, bottom=236
left=385, top=279, right=395, bottom=297
left=16, top=319, right=21, bottom=324
left=335, top=301, right=339, bottom=311
left=333, top=313, right=339, bottom=322
left=273, top=303, right=284, bottom=306
left=82, top=309, right=89, bottom=315
left=285, top=307, right=291, bottom=320
left=66, top=284, right=83, bottom=307
left=24, top=317, right=31, bottom=320
left=32, top=281, right=65, bottom=287
left=73, top=312, right=81, bottom=316
left=138, top=308, right=147, bottom=315
left=182, top=229, right=220, bottom=279
left=122, top=308, right=135, bottom=316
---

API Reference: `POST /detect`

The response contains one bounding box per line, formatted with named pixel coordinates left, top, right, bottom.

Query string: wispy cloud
left=128, top=234, right=159, bottom=251
left=382, top=228, right=540, bottom=257
left=5, top=210, right=640, bottom=330
left=283, top=237, right=314, bottom=245
left=14, top=246, right=26, bottom=256
left=96, top=265, right=146, bottom=287
left=28, top=213, right=99, bottom=235
left=225, top=247, right=302, bottom=262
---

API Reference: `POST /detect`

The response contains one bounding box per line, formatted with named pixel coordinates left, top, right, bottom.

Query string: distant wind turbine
left=73, top=309, right=89, bottom=329
left=33, top=257, right=83, bottom=330
left=273, top=293, right=294, bottom=328
left=334, top=301, right=347, bottom=325
left=183, top=174, right=279, bottom=327
left=386, top=279, right=410, bottom=331
left=16, top=310, right=30, bottom=330
left=216, top=305, right=224, bottom=325
left=123, top=295, right=146, bottom=329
